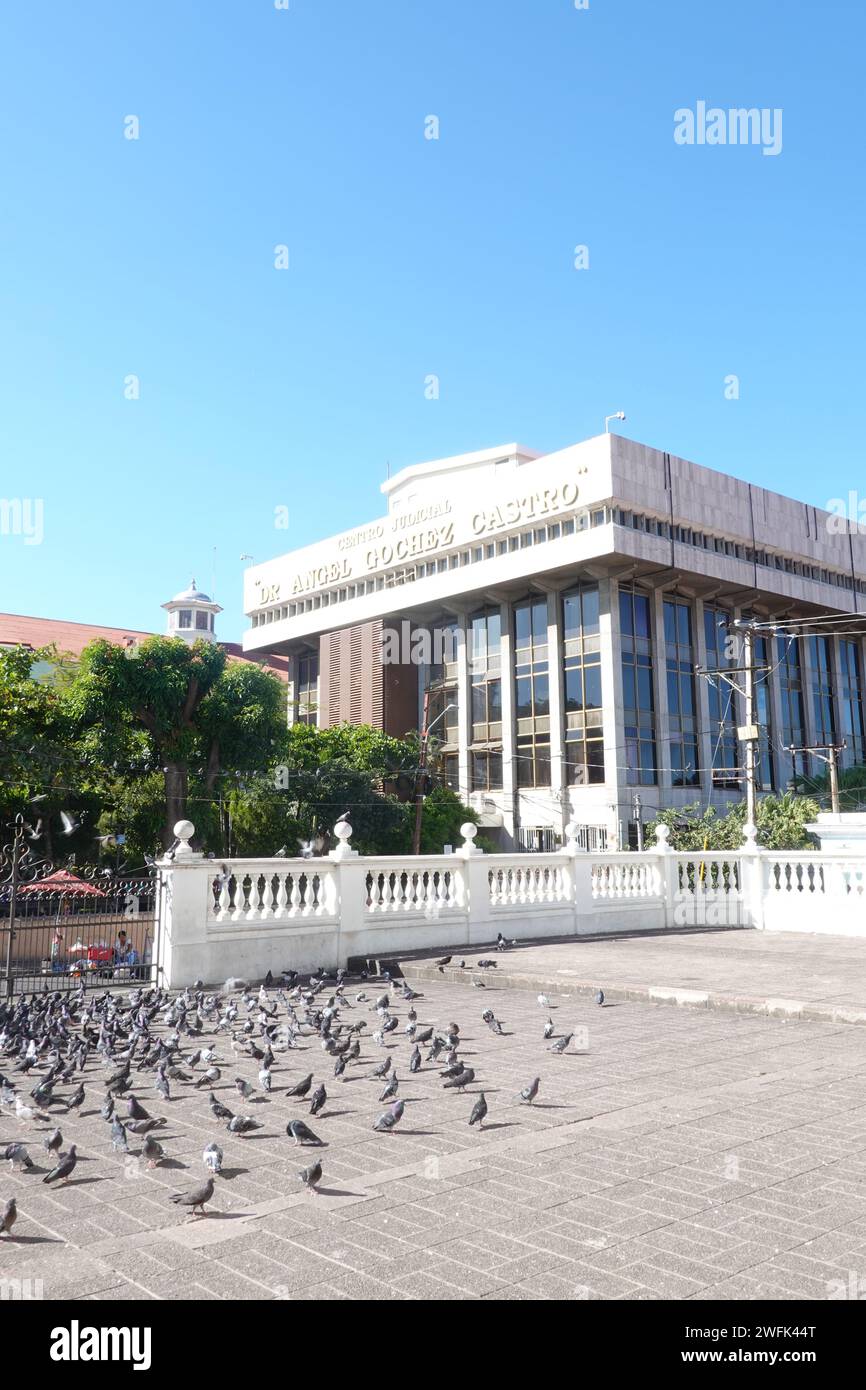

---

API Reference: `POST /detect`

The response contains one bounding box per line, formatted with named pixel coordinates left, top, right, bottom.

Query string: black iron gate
left=2, top=816, right=163, bottom=998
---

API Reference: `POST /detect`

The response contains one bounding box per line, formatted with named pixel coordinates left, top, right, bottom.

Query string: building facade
left=242, top=434, right=866, bottom=849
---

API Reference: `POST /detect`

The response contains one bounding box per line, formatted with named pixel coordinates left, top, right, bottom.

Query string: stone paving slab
left=378, top=926, right=866, bottom=1025
left=4, top=967, right=866, bottom=1300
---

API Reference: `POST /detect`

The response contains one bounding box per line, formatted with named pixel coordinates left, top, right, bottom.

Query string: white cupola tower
left=162, top=579, right=222, bottom=645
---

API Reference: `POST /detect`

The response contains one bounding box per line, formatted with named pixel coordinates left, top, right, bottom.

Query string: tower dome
left=161, top=578, right=222, bottom=645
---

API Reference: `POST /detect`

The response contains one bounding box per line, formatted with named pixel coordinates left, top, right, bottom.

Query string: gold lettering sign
left=471, top=481, right=579, bottom=536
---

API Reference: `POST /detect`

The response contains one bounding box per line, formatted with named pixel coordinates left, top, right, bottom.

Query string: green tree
left=68, top=637, right=286, bottom=847
left=646, top=793, right=820, bottom=852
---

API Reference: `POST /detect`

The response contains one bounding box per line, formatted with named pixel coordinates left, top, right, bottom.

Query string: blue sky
left=1, top=0, right=863, bottom=641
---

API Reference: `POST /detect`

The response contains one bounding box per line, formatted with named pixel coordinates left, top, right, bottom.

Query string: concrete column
left=456, top=614, right=471, bottom=801
left=546, top=589, right=565, bottom=818
left=499, top=600, right=517, bottom=846
left=694, top=597, right=713, bottom=800
left=599, top=577, right=626, bottom=847
left=829, top=634, right=849, bottom=769
left=652, top=589, right=673, bottom=801
left=765, top=630, right=790, bottom=791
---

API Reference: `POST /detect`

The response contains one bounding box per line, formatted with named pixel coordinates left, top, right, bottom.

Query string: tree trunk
left=163, top=762, right=188, bottom=848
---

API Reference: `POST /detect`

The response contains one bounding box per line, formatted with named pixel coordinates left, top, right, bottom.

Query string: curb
left=363, top=957, right=866, bottom=1028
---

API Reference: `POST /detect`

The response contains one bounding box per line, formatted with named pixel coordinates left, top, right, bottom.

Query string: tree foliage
left=646, top=793, right=821, bottom=852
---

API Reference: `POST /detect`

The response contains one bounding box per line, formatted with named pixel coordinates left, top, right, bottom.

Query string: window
left=469, top=609, right=502, bottom=789
left=809, top=635, right=837, bottom=747
left=177, top=609, right=192, bottom=629
left=703, top=606, right=739, bottom=788
left=295, top=652, right=318, bottom=726
left=620, top=587, right=657, bottom=785
left=839, top=640, right=865, bottom=765
left=195, top=610, right=210, bottom=631
left=754, top=635, right=776, bottom=790
left=562, top=585, right=605, bottom=785
left=778, top=635, right=807, bottom=774
left=664, top=598, right=700, bottom=786
left=514, top=598, right=550, bottom=787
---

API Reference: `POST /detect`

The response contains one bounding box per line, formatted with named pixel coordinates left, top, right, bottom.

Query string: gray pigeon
left=169, top=1177, right=214, bottom=1217
left=550, top=1032, right=573, bottom=1054
left=596, top=989, right=605, bottom=1006
left=443, top=1067, right=475, bottom=1091
left=203, top=1142, right=223, bottom=1175
left=111, top=1119, right=130, bottom=1152
left=519, top=1077, right=540, bottom=1105
left=288, top=1119, right=324, bottom=1147
left=409, top=1045, right=421, bottom=1073
left=142, top=1135, right=165, bottom=1169
left=125, top=1117, right=166, bottom=1135
left=309, top=1084, right=326, bottom=1116
left=299, top=1159, right=322, bottom=1191
left=126, top=1096, right=151, bottom=1120
left=43, top=1145, right=77, bottom=1184
left=4, top=1143, right=33, bottom=1171
left=227, top=1115, right=261, bottom=1135
left=0, top=1198, right=17, bottom=1237
left=44, top=1127, right=63, bottom=1156
left=373, top=1099, right=404, bottom=1132
left=469, top=1093, right=488, bottom=1129
left=379, top=1071, right=399, bottom=1101
left=286, top=1073, right=313, bottom=1099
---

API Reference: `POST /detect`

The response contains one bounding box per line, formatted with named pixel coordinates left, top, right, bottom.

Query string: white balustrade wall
left=154, top=819, right=866, bottom=988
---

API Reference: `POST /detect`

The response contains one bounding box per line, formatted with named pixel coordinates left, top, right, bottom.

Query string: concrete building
left=242, top=433, right=866, bottom=849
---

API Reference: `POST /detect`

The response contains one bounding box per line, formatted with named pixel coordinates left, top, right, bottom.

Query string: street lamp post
left=411, top=698, right=457, bottom=855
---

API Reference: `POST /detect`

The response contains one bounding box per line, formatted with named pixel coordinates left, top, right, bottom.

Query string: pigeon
left=125, top=1117, right=167, bottom=1135
left=537, top=993, right=550, bottom=1008
left=415, top=1027, right=433, bottom=1044
left=409, top=1045, right=421, bottom=1074
left=298, top=1158, right=323, bottom=1191
left=194, top=1067, right=221, bottom=1089
left=477, top=959, right=497, bottom=969
left=209, top=1092, right=233, bottom=1121
left=234, top=1077, right=254, bottom=1104
left=309, top=1084, right=326, bottom=1116
left=127, top=1096, right=151, bottom=1120
left=110, top=1118, right=130, bottom=1152
left=595, top=989, right=605, bottom=1006
left=227, top=1115, right=261, bottom=1135
left=142, top=1135, right=165, bottom=1169
left=100, top=1096, right=115, bottom=1123
left=379, top=1071, right=399, bottom=1101
left=4, top=1143, right=33, bottom=1171
left=550, top=1033, right=573, bottom=1055
left=203, top=1142, right=223, bottom=1175
left=0, top=1198, right=17, bottom=1237
left=288, top=1119, right=324, bottom=1147
left=169, top=1177, right=214, bottom=1218
left=372, top=1057, right=391, bottom=1079
left=43, top=1145, right=78, bottom=1184
left=286, top=1073, right=313, bottom=1100
left=519, top=1077, right=540, bottom=1105
left=443, top=1067, right=475, bottom=1091
left=469, top=1092, right=488, bottom=1129
left=372, top=1099, right=404, bottom=1132
left=543, top=1018, right=554, bottom=1039
left=435, top=956, right=451, bottom=971
left=44, top=1128, right=63, bottom=1156
left=64, top=1083, right=85, bottom=1112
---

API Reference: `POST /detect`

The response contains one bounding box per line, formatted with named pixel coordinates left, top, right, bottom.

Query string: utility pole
left=787, top=741, right=846, bottom=813
left=697, top=618, right=768, bottom=823
left=742, top=622, right=757, bottom=829
left=632, top=792, right=644, bottom=851
left=411, top=690, right=431, bottom=857
left=411, top=696, right=457, bottom=855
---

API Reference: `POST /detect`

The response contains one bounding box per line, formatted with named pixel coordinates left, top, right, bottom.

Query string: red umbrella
left=18, top=869, right=108, bottom=897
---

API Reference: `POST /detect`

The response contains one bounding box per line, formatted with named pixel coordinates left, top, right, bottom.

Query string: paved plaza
left=4, top=940, right=866, bottom=1301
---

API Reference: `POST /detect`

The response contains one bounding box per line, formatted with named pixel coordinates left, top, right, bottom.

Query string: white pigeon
left=537, top=993, right=550, bottom=1008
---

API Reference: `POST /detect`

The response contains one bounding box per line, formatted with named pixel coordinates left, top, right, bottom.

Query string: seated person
left=114, top=931, right=139, bottom=970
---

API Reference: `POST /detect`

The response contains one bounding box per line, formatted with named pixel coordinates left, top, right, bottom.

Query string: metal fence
left=2, top=818, right=162, bottom=998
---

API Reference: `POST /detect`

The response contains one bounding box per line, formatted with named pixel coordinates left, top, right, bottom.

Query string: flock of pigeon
left=0, top=942, right=606, bottom=1239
